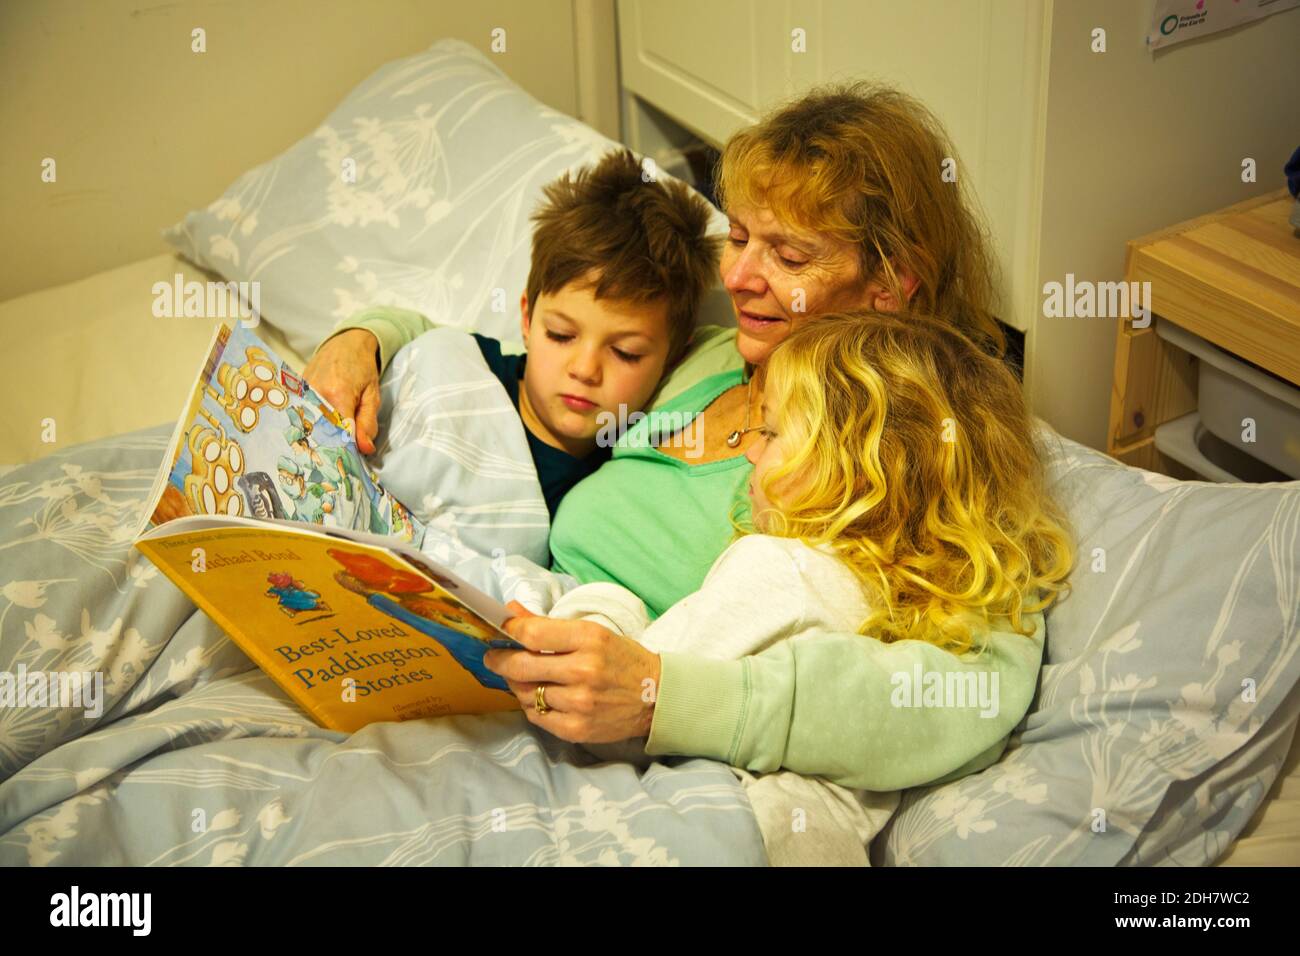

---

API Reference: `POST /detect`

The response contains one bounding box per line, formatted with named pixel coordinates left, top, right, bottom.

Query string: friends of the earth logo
left=1161, top=0, right=1209, bottom=36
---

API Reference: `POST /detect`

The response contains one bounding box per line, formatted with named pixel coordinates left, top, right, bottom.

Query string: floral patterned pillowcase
left=163, top=40, right=662, bottom=359
left=875, top=426, right=1300, bottom=866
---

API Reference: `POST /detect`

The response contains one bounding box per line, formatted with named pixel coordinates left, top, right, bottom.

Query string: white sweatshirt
left=550, top=534, right=875, bottom=656
left=548, top=533, right=901, bottom=866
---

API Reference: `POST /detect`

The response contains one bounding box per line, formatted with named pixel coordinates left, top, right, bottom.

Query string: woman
left=303, top=83, right=1041, bottom=792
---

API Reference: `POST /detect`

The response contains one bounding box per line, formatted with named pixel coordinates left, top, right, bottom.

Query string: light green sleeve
left=316, top=306, right=437, bottom=372
left=646, top=615, right=1045, bottom=792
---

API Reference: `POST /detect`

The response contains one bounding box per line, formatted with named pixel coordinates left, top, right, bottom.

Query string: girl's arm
left=626, top=536, right=830, bottom=659
left=548, top=536, right=836, bottom=659
left=548, top=582, right=653, bottom=640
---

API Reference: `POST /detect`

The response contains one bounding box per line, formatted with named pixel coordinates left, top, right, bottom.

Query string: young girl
left=546, top=309, right=1076, bottom=863
left=551, top=310, right=1072, bottom=660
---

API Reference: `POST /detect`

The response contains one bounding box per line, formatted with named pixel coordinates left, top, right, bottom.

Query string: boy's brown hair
left=526, top=149, right=721, bottom=365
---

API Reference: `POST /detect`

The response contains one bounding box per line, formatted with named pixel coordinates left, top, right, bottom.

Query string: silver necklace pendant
left=727, top=376, right=755, bottom=449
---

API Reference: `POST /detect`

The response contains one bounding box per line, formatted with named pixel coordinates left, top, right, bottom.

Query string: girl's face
left=721, top=204, right=885, bottom=367
left=743, top=401, right=803, bottom=532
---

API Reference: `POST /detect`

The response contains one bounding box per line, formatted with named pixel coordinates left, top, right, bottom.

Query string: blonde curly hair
left=741, top=311, right=1074, bottom=655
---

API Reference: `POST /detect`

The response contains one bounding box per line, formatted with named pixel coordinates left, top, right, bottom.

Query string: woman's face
left=721, top=204, right=880, bottom=367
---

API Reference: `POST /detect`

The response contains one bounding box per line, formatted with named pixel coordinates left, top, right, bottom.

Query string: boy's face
left=518, top=274, right=672, bottom=456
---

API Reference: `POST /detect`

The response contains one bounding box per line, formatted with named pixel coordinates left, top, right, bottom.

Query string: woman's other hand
left=302, top=329, right=383, bottom=454
left=486, top=600, right=662, bottom=744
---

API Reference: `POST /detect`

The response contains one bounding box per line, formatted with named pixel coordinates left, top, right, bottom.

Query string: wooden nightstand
left=1107, top=189, right=1300, bottom=479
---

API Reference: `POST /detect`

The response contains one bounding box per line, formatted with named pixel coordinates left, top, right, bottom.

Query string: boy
left=309, top=149, right=721, bottom=522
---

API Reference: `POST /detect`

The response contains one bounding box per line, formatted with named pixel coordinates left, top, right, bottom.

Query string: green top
left=321, top=307, right=1047, bottom=791
left=550, top=368, right=751, bottom=619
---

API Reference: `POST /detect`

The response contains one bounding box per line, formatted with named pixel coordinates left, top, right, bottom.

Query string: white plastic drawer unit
left=1154, top=318, right=1300, bottom=482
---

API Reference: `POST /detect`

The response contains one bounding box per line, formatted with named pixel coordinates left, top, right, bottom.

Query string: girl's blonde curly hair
left=743, top=311, right=1075, bottom=655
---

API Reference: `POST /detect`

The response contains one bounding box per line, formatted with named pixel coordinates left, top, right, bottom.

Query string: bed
left=2, top=39, right=1296, bottom=866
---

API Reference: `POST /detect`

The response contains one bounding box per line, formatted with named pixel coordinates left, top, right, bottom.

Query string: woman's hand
left=485, top=601, right=663, bottom=744
left=301, top=329, right=383, bottom=454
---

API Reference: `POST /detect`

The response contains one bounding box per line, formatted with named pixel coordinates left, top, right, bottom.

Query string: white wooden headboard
left=616, top=0, right=1049, bottom=341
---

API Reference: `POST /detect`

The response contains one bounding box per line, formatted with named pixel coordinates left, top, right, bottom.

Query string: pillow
left=163, top=39, right=731, bottom=360
left=874, top=423, right=1300, bottom=866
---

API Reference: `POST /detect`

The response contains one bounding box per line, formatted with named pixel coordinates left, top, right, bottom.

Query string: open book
left=133, top=324, right=521, bottom=732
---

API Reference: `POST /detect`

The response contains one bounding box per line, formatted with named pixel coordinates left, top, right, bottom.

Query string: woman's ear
left=869, top=263, right=921, bottom=312
left=897, top=265, right=921, bottom=303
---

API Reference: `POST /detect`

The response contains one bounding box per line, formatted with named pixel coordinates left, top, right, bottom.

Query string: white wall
left=0, top=0, right=615, bottom=301
left=1029, top=0, right=1300, bottom=450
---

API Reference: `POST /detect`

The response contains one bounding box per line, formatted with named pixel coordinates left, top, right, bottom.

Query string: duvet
left=0, top=332, right=768, bottom=866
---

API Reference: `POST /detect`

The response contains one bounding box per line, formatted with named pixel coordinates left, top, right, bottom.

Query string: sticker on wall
left=1147, top=0, right=1300, bottom=50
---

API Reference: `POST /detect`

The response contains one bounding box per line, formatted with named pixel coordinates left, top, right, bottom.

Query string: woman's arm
left=649, top=620, right=1045, bottom=791
left=649, top=325, right=745, bottom=408
left=489, top=536, right=814, bottom=741
left=321, top=305, right=436, bottom=372
left=301, top=306, right=436, bottom=453
left=487, top=612, right=664, bottom=742
left=303, top=312, right=737, bottom=450
left=488, top=610, right=1044, bottom=792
